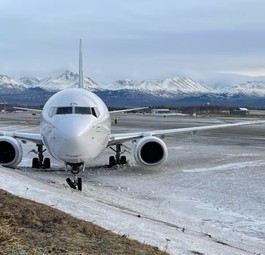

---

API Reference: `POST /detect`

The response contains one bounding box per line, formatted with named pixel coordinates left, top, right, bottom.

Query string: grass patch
left=0, top=189, right=168, bottom=255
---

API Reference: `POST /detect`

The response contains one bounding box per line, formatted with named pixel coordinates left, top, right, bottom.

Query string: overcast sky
left=1, top=0, right=265, bottom=83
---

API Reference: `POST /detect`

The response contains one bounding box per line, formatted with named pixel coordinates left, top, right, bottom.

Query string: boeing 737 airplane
left=0, top=40, right=264, bottom=191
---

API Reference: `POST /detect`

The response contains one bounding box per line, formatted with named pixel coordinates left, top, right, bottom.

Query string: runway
left=1, top=112, right=265, bottom=254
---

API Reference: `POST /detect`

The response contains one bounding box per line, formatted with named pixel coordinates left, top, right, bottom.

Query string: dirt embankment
left=0, top=189, right=168, bottom=255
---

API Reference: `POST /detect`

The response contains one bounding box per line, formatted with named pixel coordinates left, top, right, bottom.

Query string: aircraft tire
left=66, top=178, right=76, bottom=189
left=43, top=158, right=51, bottom=169
left=120, top=155, right=127, bottom=164
left=77, top=177, right=82, bottom=191
left=32, top=158, right=40, bottom=168
left=109, top=156, right=116, bottom=168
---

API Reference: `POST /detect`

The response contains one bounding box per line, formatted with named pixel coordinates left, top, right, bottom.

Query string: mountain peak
left=56, top=70, right=78, bottom=81
left=0, top=74, right=17, bottom=84
left=19, top=77, right=41, bottom=87
left=35, top=70, right=99, bottom=92
left=0, top=74, right=26, bottom=93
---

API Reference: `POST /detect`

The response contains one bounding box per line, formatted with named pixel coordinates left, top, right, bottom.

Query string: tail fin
left=78, top=39, right=84, bottom=88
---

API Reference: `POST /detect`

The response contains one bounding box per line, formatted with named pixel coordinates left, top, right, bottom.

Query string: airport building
left=151, top=109, right=170, bottom=115
left=230, top=107, right=249, bottom=115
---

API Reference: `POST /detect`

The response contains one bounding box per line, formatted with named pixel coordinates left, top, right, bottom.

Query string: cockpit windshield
left=49, top=106, right=99, bottom=118
left=75, top=107, right=91, bottom=114
left=56, top=107, right=73, bottom=114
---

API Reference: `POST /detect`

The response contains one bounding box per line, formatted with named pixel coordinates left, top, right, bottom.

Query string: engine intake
left=134, top=136, right=168, bottom=166
left=0, top=137, right=23, bottom=167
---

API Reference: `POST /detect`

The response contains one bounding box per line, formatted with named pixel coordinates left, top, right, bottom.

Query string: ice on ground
left=1, top=115, right=265, bottom=255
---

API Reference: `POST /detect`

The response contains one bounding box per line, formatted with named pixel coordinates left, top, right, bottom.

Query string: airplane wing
left=13, top=107, right=42, bottom=114
left=0, top=131, right=43, bottom=144
left=14, top=106, right=148, bottom=114
left=108, top=120, right=265, bottom=146
left=1, top=106, right=42, bottom=143
left=109, top=107, right=148, bottom=114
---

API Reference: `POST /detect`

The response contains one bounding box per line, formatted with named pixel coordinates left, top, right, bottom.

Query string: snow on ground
left=0, top=114, right=265, bottom=255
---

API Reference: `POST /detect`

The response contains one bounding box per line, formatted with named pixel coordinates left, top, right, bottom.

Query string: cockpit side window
left=48, top=107, right=57, bottom=118
left=91, top=107, right=97, bottom=117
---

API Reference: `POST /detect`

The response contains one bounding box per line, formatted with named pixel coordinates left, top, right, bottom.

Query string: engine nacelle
left=134, top=136, right=168, bottom=166
left=0, top=137, right=23, bottom=167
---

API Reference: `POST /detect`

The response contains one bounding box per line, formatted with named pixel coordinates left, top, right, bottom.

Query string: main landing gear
left=65, top=163, right=84, bottom=191
left=30, top=144, right=51, bottom=169
left=109, top=144, right=128, bottom=167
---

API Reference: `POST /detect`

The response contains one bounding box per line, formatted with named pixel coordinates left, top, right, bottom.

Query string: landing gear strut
left=31, top=144, right=50, bottom=169
left=109, top=144, right=128, bottom=167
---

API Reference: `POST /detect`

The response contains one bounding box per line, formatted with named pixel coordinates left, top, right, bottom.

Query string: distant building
left=248, top=110, right=265, bottom=116
left=151, top=109, right=170, bottom=115
left=230, top=107, right=249, bottom=115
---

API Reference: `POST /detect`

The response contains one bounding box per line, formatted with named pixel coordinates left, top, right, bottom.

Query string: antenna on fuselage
left=78, top=39, right=84, bottom=88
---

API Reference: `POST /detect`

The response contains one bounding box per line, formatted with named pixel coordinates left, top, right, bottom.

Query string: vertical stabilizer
left=78, top=39, right=84, bottom=88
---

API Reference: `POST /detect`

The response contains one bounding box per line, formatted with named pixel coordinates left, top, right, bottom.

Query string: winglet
left=78, top=39, right=84, bottom=88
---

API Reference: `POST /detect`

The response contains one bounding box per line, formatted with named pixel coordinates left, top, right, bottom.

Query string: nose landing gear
left=65, top=162, right=84, bottom=191
left=66, top=176, right=82, bottom=191
left=29, top=144, right=84, bottom=191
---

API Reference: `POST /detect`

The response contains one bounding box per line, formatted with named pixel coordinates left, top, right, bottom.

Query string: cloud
left=0, top=0, right=265, bottom=82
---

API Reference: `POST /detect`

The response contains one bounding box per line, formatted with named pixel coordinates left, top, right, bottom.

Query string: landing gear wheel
left=109, top=144, right=130, bottom=166
left=120, top=155, right=127, bottom=164
left=43, top=158, right=51, bottom=169
left=109, top=156, right=117, bottom=168
left=66, top=177, right=82, bottom=191
left=77, top=178, right=82, bottom=191
left=32, top=157, right=40, bottom=168
left=66, top=178, right=76, bottom=189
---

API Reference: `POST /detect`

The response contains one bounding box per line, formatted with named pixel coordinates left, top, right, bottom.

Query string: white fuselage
left=40, top=88, right=111, bottom=166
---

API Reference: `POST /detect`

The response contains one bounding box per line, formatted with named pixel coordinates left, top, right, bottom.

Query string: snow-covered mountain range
left=104, top=77, right=210, bottom=96
left=213, top=81, right=265, bottom=97
left=2, top=69, right=265, bottom=97
left=16, top=71, right=211, bottom=96
left=1, top=70, right=265, bottom=106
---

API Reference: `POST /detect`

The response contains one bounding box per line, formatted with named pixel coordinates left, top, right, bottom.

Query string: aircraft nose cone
left=55, top=116, right=92, bottom=138
left=52, top=116, right=94, bottom=163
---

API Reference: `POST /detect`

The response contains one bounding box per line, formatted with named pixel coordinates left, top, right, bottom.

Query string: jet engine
left=0, top=137, right=23, bottom=167
left=134, top=136, right=168, bottom=166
